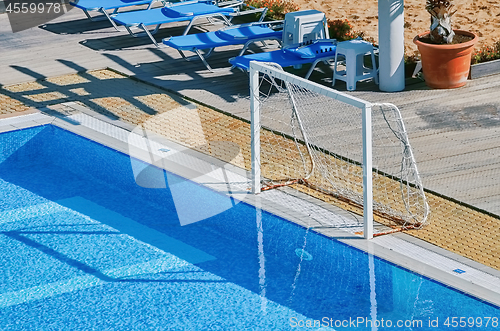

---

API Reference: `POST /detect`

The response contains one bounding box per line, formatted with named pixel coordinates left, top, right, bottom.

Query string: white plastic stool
left=332, top=39, right=378, bottom=91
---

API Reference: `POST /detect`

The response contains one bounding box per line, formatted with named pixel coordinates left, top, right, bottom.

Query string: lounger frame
left=111, top=0, right=268, bottom=47
left=70, top=0, right=158, bottom=31
left=230, top=39, right=340, bottom=79
left=164, top=20, right=281, bottom=71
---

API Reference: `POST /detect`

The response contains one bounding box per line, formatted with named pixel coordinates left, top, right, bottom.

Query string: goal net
left=249, top=61, right=430, bottom=239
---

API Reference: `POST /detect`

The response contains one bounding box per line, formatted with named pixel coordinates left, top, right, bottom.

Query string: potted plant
left=413, top=0, right=478, bottom=88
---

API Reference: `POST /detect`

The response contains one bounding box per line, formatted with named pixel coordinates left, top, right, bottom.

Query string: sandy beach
left=290, top=0, right=500, bottom=56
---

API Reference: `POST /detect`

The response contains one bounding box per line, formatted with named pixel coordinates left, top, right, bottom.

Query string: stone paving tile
left=0, top=94, right=32, bottom=114
left=1, top=68, right=499, bottom=271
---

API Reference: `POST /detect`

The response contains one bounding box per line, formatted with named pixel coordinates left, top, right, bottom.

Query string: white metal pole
left=378, top=0, right=405, bottom=92
left=250, top=61, right=261, bottom=194
left=362, top=105, right=374, bottom=239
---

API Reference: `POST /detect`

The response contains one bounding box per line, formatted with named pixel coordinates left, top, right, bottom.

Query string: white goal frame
left=249, top=61, right=375, bottom=239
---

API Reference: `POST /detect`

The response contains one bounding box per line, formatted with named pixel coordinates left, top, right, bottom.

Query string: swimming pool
left=0, top=124, right=498, bottom=330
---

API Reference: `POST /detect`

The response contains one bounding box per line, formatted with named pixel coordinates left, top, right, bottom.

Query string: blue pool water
left=0, top=125, right=498, bottom=330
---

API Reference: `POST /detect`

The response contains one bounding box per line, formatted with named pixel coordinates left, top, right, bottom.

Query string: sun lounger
left=162, top=20, right=282, bottom=71
left=229, top=39, right=338, bottom=79
left=69, top=0, right=158, bottom=30
left=110, top=0, right=266, bottom=47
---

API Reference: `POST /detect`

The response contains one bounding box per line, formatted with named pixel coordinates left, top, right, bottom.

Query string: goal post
left=361, top=103, right=373, bottom=239
left=248, top=61, right=429, bottom=239
left=250, top=65, right=261, bottom=195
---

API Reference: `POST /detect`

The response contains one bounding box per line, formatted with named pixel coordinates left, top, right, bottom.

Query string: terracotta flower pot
left=413, top=30, right=478, bottom=89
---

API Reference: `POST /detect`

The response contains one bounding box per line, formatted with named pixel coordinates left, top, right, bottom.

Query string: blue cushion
left=229, top=40, right=337, bottom=71
left=70, top=0, right=153, bottom=11
left=112, top=4, right=234, bottom=26
left=164, top=26, right=281, bottom=50
left=229, top=51, right=313, bottom=71
left=217, top=25, right=281, bottom=41
left=164, top=3, right=235, bottom=17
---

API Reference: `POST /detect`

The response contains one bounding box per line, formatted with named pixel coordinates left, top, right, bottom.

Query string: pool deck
left=1, top=9, right=500, bottom=305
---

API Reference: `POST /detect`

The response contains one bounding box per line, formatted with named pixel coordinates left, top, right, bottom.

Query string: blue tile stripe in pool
left=0, top=125, right=499, bottom=330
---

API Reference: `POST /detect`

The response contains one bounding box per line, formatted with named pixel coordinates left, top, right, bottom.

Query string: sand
left=290, top=0, right=500, bottom=56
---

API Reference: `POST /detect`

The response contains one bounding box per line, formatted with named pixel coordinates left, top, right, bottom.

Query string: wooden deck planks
left=411, top=131, right=500, bottom=160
